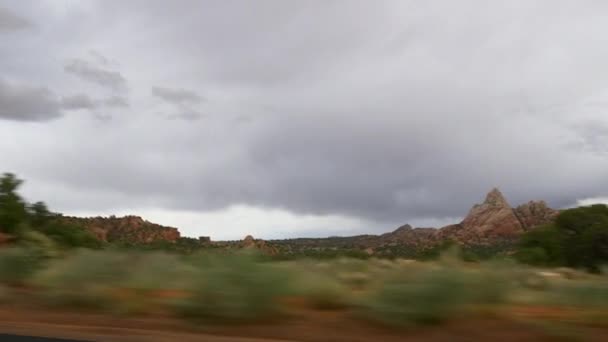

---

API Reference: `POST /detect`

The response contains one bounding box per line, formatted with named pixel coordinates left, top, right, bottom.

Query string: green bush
left=41, top=222, right=102, bottom=249
left=549, top=281, right=608, bottom=309
left=0, top=247, right=43, bottom=285
left=516, top=225, right=564, bottom=266
left=19, top=230, right=59, bottom=259
left=360, top=263, right=508, bottom=326
left=517, top=205, right=608, bottom=272
left=110, top=252, right=199, bottom=314
left=295, top=272, right=352, bottom=310
left=361, top=268, right=471, bottom=326
left=32, top=250, right=130, bottom=309
left=172, top=253, right=291, bottom=322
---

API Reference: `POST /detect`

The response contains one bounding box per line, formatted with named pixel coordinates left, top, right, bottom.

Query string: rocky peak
left=392, top=224, right=413, bottom=234
left=460, top=188, right=523, bottom=238
left=483, top=188, right=510, bottom=207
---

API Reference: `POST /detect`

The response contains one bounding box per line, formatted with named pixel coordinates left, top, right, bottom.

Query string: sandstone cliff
left=61, top=215, right=180, bottom=244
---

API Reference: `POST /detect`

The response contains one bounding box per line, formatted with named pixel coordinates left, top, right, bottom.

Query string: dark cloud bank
left=2, top=1, right=608, bottom=237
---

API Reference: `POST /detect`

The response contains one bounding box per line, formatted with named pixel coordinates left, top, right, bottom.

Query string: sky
left=2, top=1, right=608, bottom=240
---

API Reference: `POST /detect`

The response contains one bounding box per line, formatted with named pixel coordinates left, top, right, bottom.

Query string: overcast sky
left=2, top=1, right=608, bottom=240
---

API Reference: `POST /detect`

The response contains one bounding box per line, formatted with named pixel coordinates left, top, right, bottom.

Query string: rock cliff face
left=460, top=188, right=524, bottom=237
left=514, top=200, right=559, bottom=230
left=434, top=188, right=557, bottom=245
left=61, top=215, right=180, bottom=244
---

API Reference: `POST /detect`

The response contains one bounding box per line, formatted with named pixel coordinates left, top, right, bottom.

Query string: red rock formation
left=436, top=188, right=557, bottom=245
left=61, top=215, right=180, bottom=244
left=514, top=200, right=558, bottom=230
left=459, top=188, right=525, bottom=237
left=240, top=235, right=278, bottom=255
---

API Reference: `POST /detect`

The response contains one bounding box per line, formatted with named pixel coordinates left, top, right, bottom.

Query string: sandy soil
left=0, top=304, right=606, bottom=342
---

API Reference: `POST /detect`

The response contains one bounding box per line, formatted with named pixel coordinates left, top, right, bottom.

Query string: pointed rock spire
left=461, top=187, right=523, bottom=237
left=483, top=188, right=510, bottom=207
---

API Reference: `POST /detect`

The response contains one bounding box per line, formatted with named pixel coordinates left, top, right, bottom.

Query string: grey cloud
left=572, top=121, right=608, bottom=155
left=6, top=1, right=608, bottom=237
left=64, top=59, right=126, bottom=90
left=0, top=7, right=31, bottom=32
left=167, top=111, right=203, bottom=121
left=88, top=50, right=114, bottom=67
left=102, top=96, right=129, bottom=108
left=61, top=93, right=95, bottom=110
left=0, top=79, right=61, bottom=121
left=152, top=86, right=203, bottom=105
left=61, top=94, right=129, bottom=110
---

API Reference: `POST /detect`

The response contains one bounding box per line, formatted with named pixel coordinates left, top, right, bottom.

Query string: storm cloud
left=3, top=0, right=608, bottom=239
left=152, top=87, right=203, bottom=105
left=61, top=93, right=96, bottom=110
left=61, top=94, right=129, bottom=110
left=64, top=58, right=127, bottom=90
left=0, top=6, right=30, bottom=32
left=0, top=78, right=61, bottom=121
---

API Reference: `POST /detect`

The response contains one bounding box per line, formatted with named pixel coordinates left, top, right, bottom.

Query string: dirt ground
left=0, top=304, right=607, bottom=342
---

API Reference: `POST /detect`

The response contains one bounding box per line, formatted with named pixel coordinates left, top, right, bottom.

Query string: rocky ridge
left=56, top=188, right=558, bottom=255
left=271, top=188, right=559, bottom=254
left=61, top=215, right=180, bottom=244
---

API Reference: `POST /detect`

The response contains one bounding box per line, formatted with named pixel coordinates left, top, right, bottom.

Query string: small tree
left=0, top=173, right=28, bottom=234
left=517, top=204, right=608, bottom=272
left=28, top=201, right=54, bottom=227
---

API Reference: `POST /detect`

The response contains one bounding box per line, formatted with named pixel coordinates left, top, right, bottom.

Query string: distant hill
left=60, top=215, right=180, bottom=244
left=269, top=188, right=558, bottom=257
left=56, top=188, right=558, bottom=257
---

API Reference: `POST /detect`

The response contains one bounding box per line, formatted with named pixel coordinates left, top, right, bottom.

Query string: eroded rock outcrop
left=460, top=188, right=525, bottom=237
left=514, top=200, right=558, bottom=230
left=61, top=215, right=180, bottom=244
left=240, top=235, right=278, bottom=255
left=436, top=188, right=557, bottom=245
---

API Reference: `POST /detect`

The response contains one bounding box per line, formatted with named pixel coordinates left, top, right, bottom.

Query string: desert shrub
left=468, top=264, right=511, bottom=304
left=360, top=263, right=509, bottom=326
left=361, top=267, right=471, bottom=326
left=41, top=221, right=102, bottom=249
left=548, top=280, right=608, bottom=309
left=172, top=253, right=291, bottom=322
left=32, top=250, right=131, bottom=309
left=19, top=230, right=59, bottom=259
left=114, top=252, right=199, bottom=313
left=337, top=271, right=370, bottom=290
left=0, top=247, right=43, bottom=285
left=295, top=272, right=352, bottom=310
left=122, top=252, right=196, bottom=291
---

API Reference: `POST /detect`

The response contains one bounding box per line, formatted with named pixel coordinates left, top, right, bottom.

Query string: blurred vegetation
left=0, top=173, right=101, bottom=251
left=2, top=171, right=608, bottom=330
left=517, top=204, right=608, bottom=272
